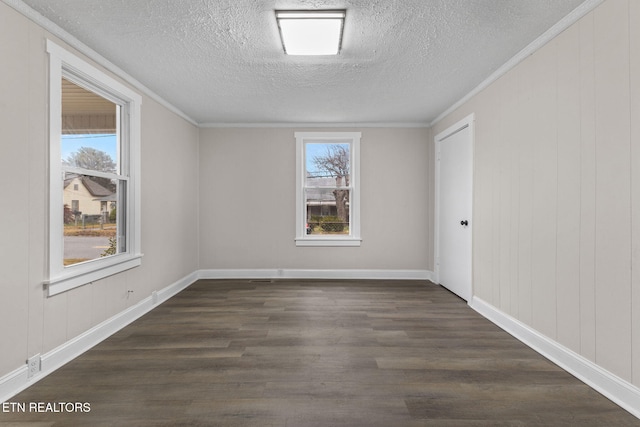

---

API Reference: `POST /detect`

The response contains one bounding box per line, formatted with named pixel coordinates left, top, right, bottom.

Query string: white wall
left=198, top=127, right=433, bottom=273
left=0, top=2, right=200, bottom=380
left=11, top=0, right=639, bottom=413
left=432, top=0, right=640, bottom=387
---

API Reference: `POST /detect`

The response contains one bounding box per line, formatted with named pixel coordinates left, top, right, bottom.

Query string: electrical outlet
left=27, top=354, right=41, bottom=378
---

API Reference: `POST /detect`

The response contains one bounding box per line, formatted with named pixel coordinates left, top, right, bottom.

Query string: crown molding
left=430, top=0, right=604, bottom=127
left=198, top=122, right=430, bottom=128
left=3, top=0, right=197, bottom=126
left=3, top=0, right=605, bottom=131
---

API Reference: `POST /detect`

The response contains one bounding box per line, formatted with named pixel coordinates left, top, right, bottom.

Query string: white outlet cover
left=27, top=354, right=41, bottom=378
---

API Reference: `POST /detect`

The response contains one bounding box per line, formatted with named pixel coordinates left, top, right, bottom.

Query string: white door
left=435, top=115, right=473, bottom=301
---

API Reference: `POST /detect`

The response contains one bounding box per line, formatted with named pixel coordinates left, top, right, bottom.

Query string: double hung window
left=295, top=132, right=361, bottom=246
left=47, top=41, right=142, bottom=296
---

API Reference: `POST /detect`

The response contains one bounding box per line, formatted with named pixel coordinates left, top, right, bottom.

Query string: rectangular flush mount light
left=276, top=10, right=346, bottom=55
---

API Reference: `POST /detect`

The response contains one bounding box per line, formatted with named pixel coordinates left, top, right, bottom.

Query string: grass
left=64, top=224, right=116, bottom=237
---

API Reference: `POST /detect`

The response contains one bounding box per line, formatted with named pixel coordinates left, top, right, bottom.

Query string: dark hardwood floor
left=2, top=279, right=638, bottom=426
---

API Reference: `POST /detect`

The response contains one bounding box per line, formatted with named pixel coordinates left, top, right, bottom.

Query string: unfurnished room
left=1, top=0, right=640, bottom=425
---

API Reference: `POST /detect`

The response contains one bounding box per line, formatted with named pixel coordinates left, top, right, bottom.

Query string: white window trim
left=46, top=40, right=142, bottom=296
left=295, top=131, right=361, bottom=247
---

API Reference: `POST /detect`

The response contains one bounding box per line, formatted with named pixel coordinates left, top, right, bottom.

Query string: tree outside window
left=295, top=132, right=361, bottom=247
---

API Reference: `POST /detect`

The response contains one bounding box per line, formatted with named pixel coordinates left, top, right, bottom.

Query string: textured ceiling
left=18, top=0, right=588, bottom=125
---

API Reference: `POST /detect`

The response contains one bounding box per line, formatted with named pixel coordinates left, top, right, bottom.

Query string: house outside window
left=46, top=40, right=142, bottom=296
left=295, top=132, right=361, bottom=246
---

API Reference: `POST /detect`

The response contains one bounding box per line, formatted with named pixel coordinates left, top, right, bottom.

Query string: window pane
left=305, top=188, right=350, bottom=235
left=305, top=142, right=350, bottom=187
left=63, top=173, right=120, bottom=266
left=61, top=78, right=119, bottom=173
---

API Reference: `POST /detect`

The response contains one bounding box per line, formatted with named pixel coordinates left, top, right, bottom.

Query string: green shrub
left=101, top=235, right=117, bottom=257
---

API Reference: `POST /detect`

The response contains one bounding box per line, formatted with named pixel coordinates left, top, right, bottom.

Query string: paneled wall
left=0, top=2, right=200, bottom=381
left=432, top=0, right=640, bottom=386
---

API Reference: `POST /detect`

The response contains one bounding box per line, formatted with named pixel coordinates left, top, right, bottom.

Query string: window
left=46, top=40, right=142, bottom=296
left=295, top=132, right=361, bottom=246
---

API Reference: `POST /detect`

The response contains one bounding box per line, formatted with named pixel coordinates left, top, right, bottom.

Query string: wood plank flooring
left=2, top=279, right=638, bottom=426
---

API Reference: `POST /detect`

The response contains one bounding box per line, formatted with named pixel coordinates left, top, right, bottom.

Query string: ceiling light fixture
left=275, top=10, right=346, bottom=55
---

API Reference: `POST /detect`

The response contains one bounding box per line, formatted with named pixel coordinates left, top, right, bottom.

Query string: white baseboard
left=1, top=268, right=432, bottom=403
left=0, top=271, right=199, bottom=403
left=198, top=268, right=433, bottom=281
left=15, top=271, right=638, bottom=419
left=0, top=366, right=29, bottom=405
left=470, top=296, right=640, bottom=419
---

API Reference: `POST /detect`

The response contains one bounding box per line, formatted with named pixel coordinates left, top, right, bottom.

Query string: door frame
left=434, top=113, right=475, bottom=300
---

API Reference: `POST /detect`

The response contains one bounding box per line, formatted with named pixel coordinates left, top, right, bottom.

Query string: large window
left=295, top=132, right=361, bottom=246
left=46, top=41, right=142, bottom=296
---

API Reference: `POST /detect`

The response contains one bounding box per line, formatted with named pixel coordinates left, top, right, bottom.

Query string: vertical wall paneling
left=499, top=73, right=515, bottom=312
left=503, top=68, right=521, bottom=316
left=470, top=114, right=488, bottom=300
left=508, top=67, right=522, bottom=317
left=474, top=97, right=497, bottom=302
left=555, top=24, right=582, bottom=354
left=432, top=0, right=639, bottom=389
left=66, top=285, right=93, bottom=340
left=578, top=10, right=597, bottom=363
left=517, top=60, right=535, bottom=326
left=629, top=0, right=640, bottom=386
left=90, top=278, right=109, bottom=326
left=0, top=1, right=201, bottom=394
left=0, top=4, right=30, bottom=374
left=41, top=294, right=67, bottom=355
left=26, top=20, right=47, bottom=364
left=530, top=45, right=558, bottom=340
left=491, top=102, right=502, bottom=307
left=593, top=0, right=632, bottom=380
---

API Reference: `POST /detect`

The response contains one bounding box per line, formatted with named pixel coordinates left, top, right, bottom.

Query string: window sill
left=295, top=237, right=362, bottom=247
left=45, top=254, right=143, bottom=296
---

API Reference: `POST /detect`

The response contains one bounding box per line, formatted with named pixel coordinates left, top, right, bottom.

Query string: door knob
left=460, top=220, right=468, bottom=226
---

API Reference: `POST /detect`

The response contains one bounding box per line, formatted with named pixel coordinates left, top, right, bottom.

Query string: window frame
left=295, top=131, right=361, bottom=247
left=46, top=40, right=142, bottom=296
